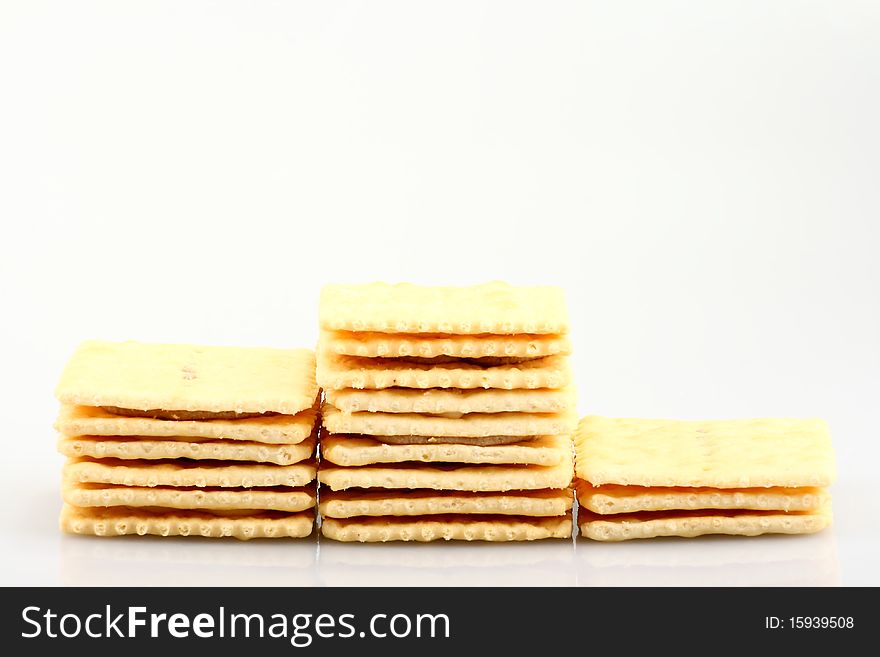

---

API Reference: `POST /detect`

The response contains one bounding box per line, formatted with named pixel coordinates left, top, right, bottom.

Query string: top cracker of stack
left=55, top=341, right=320, bottom=540
left=317, top=282, right=577, bottom=542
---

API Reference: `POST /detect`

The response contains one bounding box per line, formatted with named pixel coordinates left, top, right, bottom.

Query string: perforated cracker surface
left=322, top=403, right=576, bottom=438
left=576, top=481, right=829, bottom=514
left=319, top=488, right=573, bottom=518
left=578, top=507, right=832, bottom=541
left=325, top=387, right=575, bottom=414
left=63, top=457, right=317, bottom=488
left=319, top=282, right=569, bottom=335
left=60, top=504, right=314, bottom=540
left=56, top=404, right=317, bottom=444
left=63, top=481, right=316, bottom=512
left=58, top=434, right=316, bottom=466
left=575, top=416, right=835, bottom=488
left=318, top=448, right=573, bottom=491
left=322, top=433, right=569, bottom=466
left=317, top=352, right=570, bottom=390
left=56, top=341, right=317, bottom=414
left=320, top=330, right=571, bottom=359
left=321, top=513, right=572, bottom=542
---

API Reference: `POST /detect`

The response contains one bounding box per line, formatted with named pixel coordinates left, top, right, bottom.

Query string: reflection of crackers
left=56, top=341, right=317, bottom=415
left=55, top=405, right=317, bottom=444
left=576, top=482, right=829, bottom=514
left=578, top=506, right=832, bottom=541
left=319, top=282, right=569, bottom=335
left=322, top=403, right=576, bottom=438
left=318, top=449, right=573, bottom=491
left=322, top=513, right=572, bottom=542
left=322, top=433, right=569, bottom=466
left=320, top=488, right=573, bottom=518
left=318, top=352, right=570, bottom=390
left=61, top=504, right=314, bottom=540
left=63, top=481, right=316, bottom=512
left=575, top=416, right=836, bottom=488
left=321, top=330, right=571, bottom=359
left=64, top=457, right=317, bottom=488
left=325, top=387, right=575, bottom=414
left=58, top=434, right=316, bottom=466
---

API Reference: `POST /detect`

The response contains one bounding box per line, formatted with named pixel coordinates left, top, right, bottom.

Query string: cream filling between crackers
left=368, top=434, right=537, bottom=446
left=381, top=356, right=538, bottom=366
left=100, top=406, right=279, bottom=421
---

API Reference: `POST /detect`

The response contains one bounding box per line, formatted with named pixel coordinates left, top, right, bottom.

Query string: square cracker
left=578, top=507, right=832, bottom=541
left=55, top=341, right=318, bottom=415
left=319, top=282, right=569, bottom=335
left=575, top=416, right=836, bottom=488
left=58, top=433, right=316, bottom=466
left=60, top=504, right=314, bottom=540
left=322, top=403, right=577, bottom=438
left=318, top=448, right=573, bottom=491
left=63, top=481, right=316, bottom=513
left=325, top=387, right=576, bottom=415
left=321, top=433, right=570, bottom=467
left=319, top=488, right=573, bottom=518
left=321, top=513, right=572, bottom=542
left=318, top=352, right=570, bottom=390
left=56, top=404, right=317, bottom=444
left=320, top=330, right=571, bottom=359
left=63, top=457, right=317, bottom=488
left=576, top=481, right=829, bottom=515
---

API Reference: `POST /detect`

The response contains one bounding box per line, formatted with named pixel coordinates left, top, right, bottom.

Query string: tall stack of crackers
left=316, top=282, right=578, bottom=542
left=55, top=341, right=319, bottom=540
left=574, top=416, right=836, bottom=541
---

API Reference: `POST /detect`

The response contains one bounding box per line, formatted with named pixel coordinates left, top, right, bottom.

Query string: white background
left=0, top=1, right=877, bottom=586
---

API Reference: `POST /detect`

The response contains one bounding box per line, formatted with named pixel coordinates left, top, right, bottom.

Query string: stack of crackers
left=316, top=282, right=577, bottom=542
left=55, top=341, right=319, bottom=540
left=574, top=416, right=835, bottom=541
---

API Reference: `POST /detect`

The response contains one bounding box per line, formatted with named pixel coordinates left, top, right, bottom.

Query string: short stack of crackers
left=55, top=341, right=319, bottom=540
left=574, top=416, right=836, bottom=541
left=316, top=282, right=577, bottom=542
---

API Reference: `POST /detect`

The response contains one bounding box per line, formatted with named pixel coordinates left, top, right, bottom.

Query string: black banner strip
left=1, top=587, right=871, bottom=654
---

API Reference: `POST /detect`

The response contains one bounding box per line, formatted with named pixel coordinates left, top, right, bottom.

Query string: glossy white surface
left=5, top=464, right=874, bottom=585
left=1, top=1, right=878, bottom=586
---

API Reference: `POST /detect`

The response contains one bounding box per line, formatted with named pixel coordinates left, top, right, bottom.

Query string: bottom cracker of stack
left=574, top=416, right=836, bottom=541
left=60, top=505, right=314, bottom=540
left=318, top=435, right=574, bottom=542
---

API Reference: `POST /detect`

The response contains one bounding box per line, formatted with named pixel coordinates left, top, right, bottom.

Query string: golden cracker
left=63, top=457, right=317, bottom=488
left=319, top=488, right=573, bottom=518
left=317, top=352, right=571, bottom=390
left=325, top=387, right=576, bottom=414
left=60, top=504, right=314, bottom=540
left=321, top=513, right=572, bottom=542
left=56, top=404, right=317, bottom=444
left=58, top=434, right=316, bottom=466
left=578, top=507, right=832, bottom=541
left=321, top=433, right=569, bottom=466
left=322, top=402, right=577, bottom=437
left=319, top=282, right=569, bottom=335
left=575, top=416, right=836, bottom=488
left=56, top=341, right=318, bottom=415
left=318, top=448, right=573, bottom=491
left=320, top=330, right=571, bottom=359
left=576, top=481, right=829, bottom=514
left=63, top=481, right=316, bottom=512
